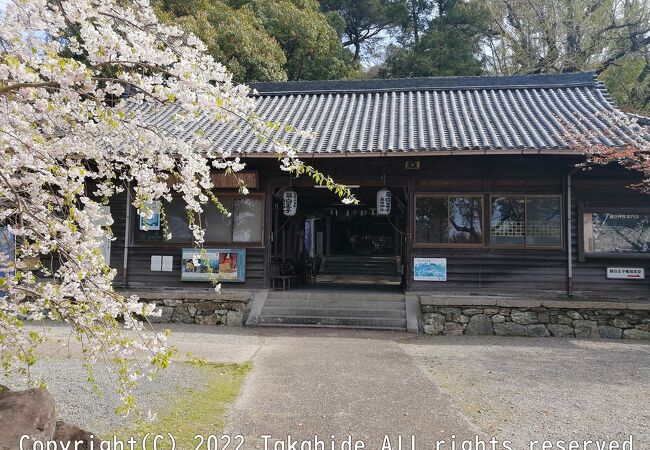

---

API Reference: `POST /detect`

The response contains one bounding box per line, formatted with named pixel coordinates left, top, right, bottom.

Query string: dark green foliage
left=155, top=0, right=361, bottom=82
left=380, top=0, right=490, bottom=78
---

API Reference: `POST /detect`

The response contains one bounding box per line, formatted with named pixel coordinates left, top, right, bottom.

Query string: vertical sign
left=305, top=219, right=316, bottom=258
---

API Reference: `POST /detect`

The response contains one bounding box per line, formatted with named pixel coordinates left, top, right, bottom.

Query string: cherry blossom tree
left=0, top=0, right=355, bottom=412
left=565, top=112, right=650, bottom=193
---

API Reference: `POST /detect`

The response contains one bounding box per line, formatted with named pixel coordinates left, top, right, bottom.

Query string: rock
left=555, top=315, right=573, bottom=325
left=537, top=312, right=550, bottom=324
left=465, top=314, right=494, bottom=335
left=491, top=314, right=506, bottom=323
left=442, top=322, right=464, bottom=336
left=463, top=309, right=484, bottom=316
left=525, top=324, right=550, bottom=337
left=436, top=307, right=462, bottom=315
left=612, top=318, right=632, bottom=329
left=52, top=421, right=99, bottom=450
left=195, top=315, right=218, bottom=326
left=494, top=322, right=526, bottom=337
left=162, top=299, right=183, bottom=307
left=147, top=306, right=173, bottom=323
left=171, top=307, right=193, bottom=324
left=636, top=323, right=650, bottom=332
left=0, top=388, right=56, bottom=450
left=0, top=385, right=9, bottom=395
left=452, top=314, right=469, bottom=324
left=196, top=301, right=218, bottom=313
left=483, top=308, right=499, bottom=315
left=510, top=311, right=538, bottom=325
left=423, top=314, right=445, bottom=335
left=599, top=326, right=622, bottom=339
left=226, top=310, right=243, bottom=326
left=565, top=311, right=583, bottom=320
left=574, top=320, right=599, bottom=339
left=188, top=306, right=198, bottom=317
left=547, top=324, right=574, bottom=338
left=623, top=328, right=650, bottom=340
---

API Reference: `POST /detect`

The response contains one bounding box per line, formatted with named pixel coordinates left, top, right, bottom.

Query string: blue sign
left=0, top=227, right=15, bottom=294
left=414, top=257, right=447, bottom=281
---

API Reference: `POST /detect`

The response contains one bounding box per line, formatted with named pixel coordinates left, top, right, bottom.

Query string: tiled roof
left=136, top=72, right=649, bottom=155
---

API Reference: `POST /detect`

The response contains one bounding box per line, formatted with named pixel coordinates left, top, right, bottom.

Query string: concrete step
left=258, top=314, right=407, bottom=329
left=264, top=298, right=406, bottom=310
left=261, top=306, right=406, bottom=319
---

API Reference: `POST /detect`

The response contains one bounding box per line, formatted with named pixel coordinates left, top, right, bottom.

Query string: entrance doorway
left=270, top=185, right=407, bottom=288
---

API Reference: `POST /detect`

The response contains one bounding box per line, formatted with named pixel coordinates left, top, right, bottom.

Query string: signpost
left=606, top=267, right=645, bottom=280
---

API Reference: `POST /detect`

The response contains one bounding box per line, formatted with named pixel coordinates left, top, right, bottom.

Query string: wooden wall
left=106, top=155, right=648, bottom=300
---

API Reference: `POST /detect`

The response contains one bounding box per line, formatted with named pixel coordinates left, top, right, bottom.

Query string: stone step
left=257, top=314, right=407, bottom=329
left=266, top=292, right=405, bottom=302
left=264, top=298, right=406, bottom=310
left=261, top=306, right=406, bottom=319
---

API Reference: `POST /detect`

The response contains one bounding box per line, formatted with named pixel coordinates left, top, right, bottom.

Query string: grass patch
left=115, top=362, right=251, bottom=450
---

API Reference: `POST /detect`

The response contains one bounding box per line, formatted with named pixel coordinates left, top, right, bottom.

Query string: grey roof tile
left=134, top=71, right=649, bottom=155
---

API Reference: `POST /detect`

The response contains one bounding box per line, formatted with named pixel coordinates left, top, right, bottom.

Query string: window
left=415, top=195, right=483, bottom=245
left=490, top=195, right=562, bottom=248
left=582, top=210, right=650, bottom=256
left=135, top=195, right=264, bottom=245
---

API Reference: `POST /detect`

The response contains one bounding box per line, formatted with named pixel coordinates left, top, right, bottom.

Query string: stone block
left=566, top=311, right=583, bottom=320
left=463, top=309, right=484, bottom=316
left=443, top=322, right=464, bottom=335
left=171, top=307, right=193, bottom=324
left=636, top=323, right=650, bottom=332
left=623, top=328, right=650, bottom=340
left=555, top=315, right=573, bottom=325
left=196, top=301, right=218, bottom=313
left=196, top=315, right=218, bottom=326
left=611, top=318, right=632, bottom=329
left=547, top=324, right=574, bottom=338
left=525, top=324, right=550, bottom=337
left=494, top=322, right=526, bottom=337
left=491, top=314, right=506, bottom=323
left=483, top=308, right=499, bottom=315
left=537, top=312, right=550, bottom=324
left=599, top=326, right=622, bottom=339
left=510, top=311, right=538, bottom=325
left=465, top=314, right=494, bottom=335
left=574, top=320, right=599, bottom=339
left=147, top=306, right=173, bottom=323
left=226, top=310, right=244, bottom=326
left=162, top=299, right=183, bottom=307
left=423, top=324, right=443, bottom=335
left=496, top=298, right=542, bottom=308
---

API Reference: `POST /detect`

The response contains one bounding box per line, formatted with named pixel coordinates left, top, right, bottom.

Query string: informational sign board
left=414, top=257, right=447, bottom=281
left=181, top=248, right=246, bottom=282
left=606, top=267, right=645, bottom=280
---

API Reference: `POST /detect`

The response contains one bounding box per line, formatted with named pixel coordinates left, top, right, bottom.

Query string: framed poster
left=414, top=257, right=447, bottom=281
left=181, top=248, right=246, bottom=282
left=139, top=202, right=161, bottom=231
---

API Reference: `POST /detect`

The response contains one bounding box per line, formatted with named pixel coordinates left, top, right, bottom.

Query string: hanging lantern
left=283, top=189, right=297, bottom=216
left=377, top=188, right=392, bottom=216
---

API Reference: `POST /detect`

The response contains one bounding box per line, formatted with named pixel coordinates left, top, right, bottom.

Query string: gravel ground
left=2, top=358, right=212, bottom=436
left=401, top=335, right=650, bottom=450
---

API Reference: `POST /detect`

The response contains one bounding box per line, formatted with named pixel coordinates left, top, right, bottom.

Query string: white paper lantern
left=283, top=190, right=298, bottom=216
left=377, top=188, right=392, bottom=216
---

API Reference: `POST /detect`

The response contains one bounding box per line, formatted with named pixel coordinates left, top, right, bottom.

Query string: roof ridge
left=250, top=72, right=597, bottom=96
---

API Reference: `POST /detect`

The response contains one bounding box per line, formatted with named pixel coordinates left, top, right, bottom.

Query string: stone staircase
left=255, top=290, right=408, bottom=330
left=316, top=255, right=401, bottom=285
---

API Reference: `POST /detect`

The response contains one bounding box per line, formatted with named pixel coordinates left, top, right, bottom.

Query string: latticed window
left=490, top=196, right=562, bottom=248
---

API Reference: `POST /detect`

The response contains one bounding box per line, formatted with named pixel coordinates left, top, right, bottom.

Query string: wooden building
left=109, top=72, right=649, bottom=309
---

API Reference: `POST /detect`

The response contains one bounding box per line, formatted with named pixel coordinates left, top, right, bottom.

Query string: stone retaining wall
left=120, top=289, right=254, bottom=326
left=420, top=297, right=650, bottom=339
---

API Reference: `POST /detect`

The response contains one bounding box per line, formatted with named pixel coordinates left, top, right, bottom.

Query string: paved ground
left=17, top=324, right=650, bottom=450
